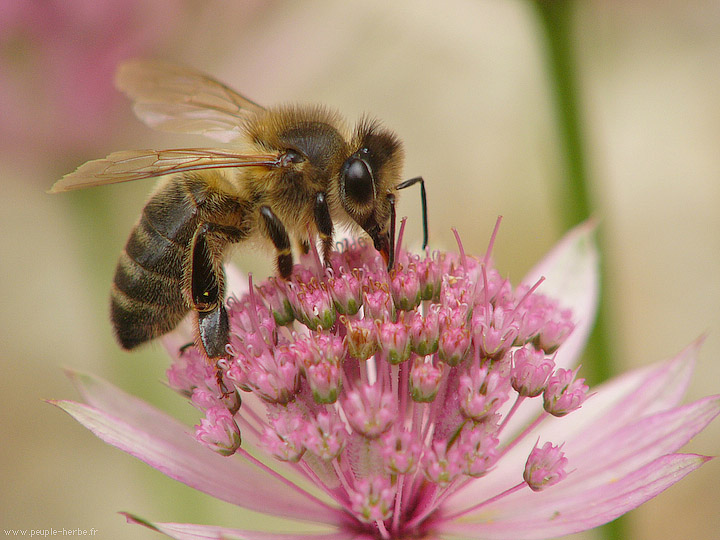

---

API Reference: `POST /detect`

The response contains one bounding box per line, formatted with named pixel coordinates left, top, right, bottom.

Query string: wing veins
left=116, top=60, right=265, bottom=142
left=51, top=149, right=280, bottom=193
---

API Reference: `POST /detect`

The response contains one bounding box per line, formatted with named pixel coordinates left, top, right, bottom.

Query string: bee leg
left=197, top=305, right=230, bottom=361
left=299, top=239, right=311, bottom=255
left=313, top=192, right=334, bottom=266
left=190, top=222, right=245, bottom=359
left=395, top=176, right=428, bottom=250
left=259, top=206, right=293, bottom=279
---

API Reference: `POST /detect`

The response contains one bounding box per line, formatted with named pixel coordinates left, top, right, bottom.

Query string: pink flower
left=52, top=223, right=719, bottom=540
left=0, top=0, right=180, bottom=159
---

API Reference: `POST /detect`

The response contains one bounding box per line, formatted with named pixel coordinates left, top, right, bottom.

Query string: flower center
left=168, top=234, right=584, bottom=538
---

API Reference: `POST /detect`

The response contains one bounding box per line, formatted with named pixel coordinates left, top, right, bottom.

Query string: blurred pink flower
left=0, top=0, right=179, bottom=158
left=54, top=223, right=719, bottom=539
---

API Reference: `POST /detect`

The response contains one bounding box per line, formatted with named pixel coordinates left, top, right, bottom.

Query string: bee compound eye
left=341, top=157, right=374, bottom=205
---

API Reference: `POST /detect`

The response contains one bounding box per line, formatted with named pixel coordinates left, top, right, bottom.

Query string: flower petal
left=563, top=395, right=720, bottom=481
left=520, top=339, right=703, bottom=454
left=442, top=454, right=710, bottom=540
left=498, top=222, right=599, bottom=442
left=53, top=373, right=341, bottom=525
left=545, top=338, right=697, bottom=438
left=122, top=513, right=356, bottom=540
left=451, top=341, right=706, bottom=507
left=521, top=220, right=599, bottom=372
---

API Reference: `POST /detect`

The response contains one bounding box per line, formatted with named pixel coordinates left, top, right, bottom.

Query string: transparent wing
left=50, top=148, right=280, bottom=193
left=115, top=60, right=266, bottom=143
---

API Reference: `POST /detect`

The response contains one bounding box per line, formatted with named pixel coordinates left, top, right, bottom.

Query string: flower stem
left=531, top=0, right=612, bottom=384
left=533, top=1, right=590, bottom=228
left=531, top=1, right=622, bottom=538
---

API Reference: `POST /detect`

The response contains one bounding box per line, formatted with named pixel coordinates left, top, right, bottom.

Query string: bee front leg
left=313, top=192, right=334, bottom=266
left=259, top=206, right=293, bottom=279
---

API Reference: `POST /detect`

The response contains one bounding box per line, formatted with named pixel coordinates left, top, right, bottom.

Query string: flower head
left=54, top=223, right=720, bottom=540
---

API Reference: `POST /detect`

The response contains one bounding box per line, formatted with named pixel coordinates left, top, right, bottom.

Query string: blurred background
left=1, top=1, right=718, bottom=539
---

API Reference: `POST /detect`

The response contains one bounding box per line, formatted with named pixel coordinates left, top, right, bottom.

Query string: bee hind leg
left=190, top=222, right=246, bottom=360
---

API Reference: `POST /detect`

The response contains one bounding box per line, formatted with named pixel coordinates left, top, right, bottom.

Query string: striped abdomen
left=110, top=174, right=247, bottom=349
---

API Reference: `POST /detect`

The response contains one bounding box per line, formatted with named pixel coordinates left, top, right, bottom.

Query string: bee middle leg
left=190, top=222, right=246, bottom=359
left=299, top=239, right=311, bottom=255
left=313, top=192, right=334, bottom=266
left=259, top=206, right=293, bottom=279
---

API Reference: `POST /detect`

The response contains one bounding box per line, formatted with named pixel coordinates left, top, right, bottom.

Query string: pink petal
left=531, top=338, right=698, bottom=444
left=500, top=222, right=599, bottom=440
left=521, top=220, right=599, bottom=372
left=53, top=373, right=341, bottom=525
left=442, top=454, right=710, bottom=540
left=122, top=513, right=356, bottom=540
left=523, top=339, right=703, bottom=454
left=451, top=340, right=705, bottom=507
left=562, top=396, right=720, bottom=482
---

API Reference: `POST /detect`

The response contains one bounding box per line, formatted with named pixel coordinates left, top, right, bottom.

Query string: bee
left=52, top=60, right=427, bottom=363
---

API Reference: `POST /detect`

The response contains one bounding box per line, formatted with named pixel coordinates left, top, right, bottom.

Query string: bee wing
left=50, top=148, right=280, bottom=193
left=115, top=60, right=265, bottom=143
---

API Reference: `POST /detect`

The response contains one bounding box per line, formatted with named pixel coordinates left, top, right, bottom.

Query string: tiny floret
left=524, top=441, right=569, bottom=491
left=344, top=383, right=398, bottom=438
left=195, top=406, right=241, bottom=456
left=512, top=344, right=555, bottom=397
left=544, top=367, right=589, bottom=416
left=350, top=476, right=396, bottom=523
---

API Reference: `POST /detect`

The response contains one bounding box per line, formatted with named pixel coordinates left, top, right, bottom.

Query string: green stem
left=534, top=0, right=591, bottom=228
left=531, top=0, right=614, bottom=384
left=530, top=2, right=622, bottom=538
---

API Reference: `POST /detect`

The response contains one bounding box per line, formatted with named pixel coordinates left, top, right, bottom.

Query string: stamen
left=376, top=518, right=391, bottom=540
left=524, top=440, right=569, bottom=491
left=306, top=225, right=324, bottom=272
left=451, top=227, right=467, bottom=269
left=498, top=412, right=546, bottom=458
left=245, top=273, right=261, bottom=334
left=497, top=394, right=526, bottom=434
left=484, top=215, right=503, bottom=265
left=395, top=216, right=408, bottom=257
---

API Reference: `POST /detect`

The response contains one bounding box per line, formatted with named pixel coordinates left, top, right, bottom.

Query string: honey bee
left=52, top=60, right=427, bottom=362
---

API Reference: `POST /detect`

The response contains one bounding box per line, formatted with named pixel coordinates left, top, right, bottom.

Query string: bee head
left=339, top=119, right=404, bottom=262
